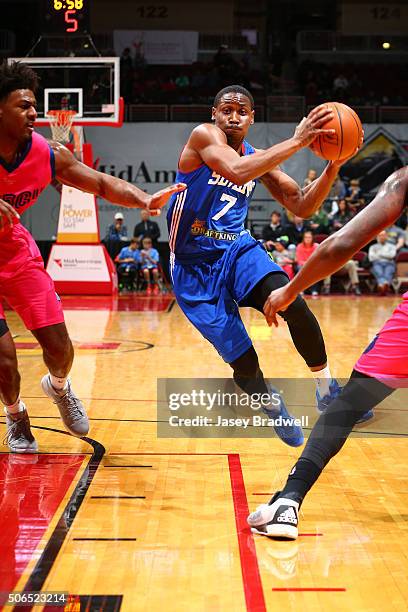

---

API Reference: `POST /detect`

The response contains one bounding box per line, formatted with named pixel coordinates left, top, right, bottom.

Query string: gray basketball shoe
left=3, top=407, right=38, bottom=453
left=41, top=375, right=89, bottom=437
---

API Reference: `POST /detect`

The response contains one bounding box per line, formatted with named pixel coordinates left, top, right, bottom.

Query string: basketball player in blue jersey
left=167, top=85, right=361, bottom=447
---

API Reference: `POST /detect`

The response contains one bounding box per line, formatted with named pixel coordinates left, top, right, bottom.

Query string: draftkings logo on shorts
left=190, top=219, right=238, bottom=241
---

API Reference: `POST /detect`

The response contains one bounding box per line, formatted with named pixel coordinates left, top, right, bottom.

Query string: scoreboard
left=42, top=0, right=90, bottom=33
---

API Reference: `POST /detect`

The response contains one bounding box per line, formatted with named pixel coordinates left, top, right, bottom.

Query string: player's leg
left=3, top=263, right=89, bottom=438
left=32, top=323, right=89, bottom=437
left=248, top=300, right=408, bottom=538
left=0, top=318, right=38, bottom=452
left=172, top=256, right=303, bottom=446
left=247, top=371, right=393, bottom=538
left=230, top=345, right=304, bottom=447
left=243, top=271, right=349, bottom=413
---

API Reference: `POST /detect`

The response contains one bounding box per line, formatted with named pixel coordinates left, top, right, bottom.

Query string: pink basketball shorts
left=355, top=293, right=408, bottom=388
left=0, top=230, right=64, bottom=331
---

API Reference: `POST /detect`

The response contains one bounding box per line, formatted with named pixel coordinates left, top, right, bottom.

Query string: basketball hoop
left=47, top=109, right=77, bottom=143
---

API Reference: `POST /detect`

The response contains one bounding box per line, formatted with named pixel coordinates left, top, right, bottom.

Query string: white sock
left=311, top=365, right=332, bottom=397
left=5, top=397, right=26, bottom=415
left=49, top=373, right=68, bottom=392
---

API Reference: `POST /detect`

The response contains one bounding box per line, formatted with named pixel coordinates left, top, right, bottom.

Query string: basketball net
left=47, top=109, right=84, bottom=161
left=47, top=110, right=76, bottom=144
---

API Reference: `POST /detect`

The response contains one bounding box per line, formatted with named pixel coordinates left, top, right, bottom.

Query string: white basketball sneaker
left=247, top=493, right=299, bottom=540
left=41, top=375, right=89, bottom=437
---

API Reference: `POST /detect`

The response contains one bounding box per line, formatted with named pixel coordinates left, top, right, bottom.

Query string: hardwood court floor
left=1, top=295, right=407, bottom=612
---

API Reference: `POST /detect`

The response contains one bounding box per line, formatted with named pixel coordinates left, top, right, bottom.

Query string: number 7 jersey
left=167, top=140, right=257, bottom=261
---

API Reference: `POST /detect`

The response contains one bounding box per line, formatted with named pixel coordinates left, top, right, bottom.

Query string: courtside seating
left=392, top=251, right=408, bottom=293
left=352, top=251, right=376, bottom=293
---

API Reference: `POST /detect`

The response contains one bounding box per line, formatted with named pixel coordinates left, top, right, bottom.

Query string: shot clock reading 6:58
left=53, top=0, right=84, bottom=9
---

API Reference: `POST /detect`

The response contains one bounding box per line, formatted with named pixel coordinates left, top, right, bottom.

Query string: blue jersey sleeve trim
left=49, top=145, right=56, bottom=180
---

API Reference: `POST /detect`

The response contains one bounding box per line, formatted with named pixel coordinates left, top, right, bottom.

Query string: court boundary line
left=109, top=452, right=266, bottom=612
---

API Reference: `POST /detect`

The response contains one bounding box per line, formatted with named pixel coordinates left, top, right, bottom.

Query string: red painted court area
left=3, top=295, right=174, bottom=313
left=61, top=295, right=174, bottom=312
left=0, top=454, right=84, bottom=594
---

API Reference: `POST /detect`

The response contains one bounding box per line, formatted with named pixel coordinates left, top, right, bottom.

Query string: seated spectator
left=303, top=168, right=317, bottom=187
left=133, top=209, right=161, bottom=247
left=368, top=230, right=397, bottom=295
left=326, top=175, right=347, bottom=217
left=117, top=238, right=141, bottom=290
left=104, top=212, right=129, bottom=259
left=271, top=237, right=295, bottom=279
left=141, top=237, right=160, bottom=295
left=309, top=208, right=330, bottom=235
left=346, top=178, right=365, bottom=214
left=322, top=260, right=361, bottom=295
left=261, top=211, right=287, bottom=250
left=333, top=73, right=349, bottom=99
left=286, top=215, right=311, bottom=246
left=330, top=199, right=353, bottom=233
left=295, top=231, right=320, bottom=295
left=386, top=224, right=407, bottom=252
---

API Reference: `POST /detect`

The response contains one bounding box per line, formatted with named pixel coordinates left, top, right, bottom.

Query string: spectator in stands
left=261, top=210, right=287, bottom=250
left=333, top=73, right=349, bottom=99
left=328, top=175, right=347, bottom=203
left=322, top=260, right=361, bottom=296
left=120, top=47, right=134, bottom=102
left=117, top=238, right=141, bottom=291
left=368, top=230, right=397, bottom=295
left=133, top=209, right=161, bottom=247
left=303, top=168, right=317, bottom=187
left=331, top=199, right=353, bottom=233
left=141, top=237, right=160, bottom=295
left=295, top=231, right=320, bottom=296
left=346, top=178, right=365, bottom=213
left=271, top=237, right=295, bottom=279
left=286, top=215, right=311, bottom=246
left=309, top=208, right=330, bottom=235
left=133, top=42, right=146, bottom=71
left=214, top=45, right=238, bottom=84
left=386, top=224, right=407, bottom=252
left=104, top=212, right=129, bottom=259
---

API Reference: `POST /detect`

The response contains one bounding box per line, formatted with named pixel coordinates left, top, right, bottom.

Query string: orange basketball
left=309, top=102, right=363, bottom=161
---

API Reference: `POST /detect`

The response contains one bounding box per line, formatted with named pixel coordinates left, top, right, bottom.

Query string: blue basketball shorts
left=171, top=234, right=283, bottom=363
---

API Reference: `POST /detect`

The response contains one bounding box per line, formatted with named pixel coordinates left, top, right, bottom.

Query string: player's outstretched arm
left=187, top=105, right=335, bottom=186
left=263, top=167, right=408, bottom=326
left=260, top=135, right=363, bottom=217
left=52, top=142, right=186, bottom=214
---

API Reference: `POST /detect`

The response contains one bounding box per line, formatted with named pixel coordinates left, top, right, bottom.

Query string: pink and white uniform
left=355, top=291, right=408, bottom=387
left=0, top=131, right=64, bottom=330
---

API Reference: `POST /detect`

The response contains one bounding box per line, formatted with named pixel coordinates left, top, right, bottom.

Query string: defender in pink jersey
left=0, top=61, right=185, bottom=452
left=248, top=166, right=408, bottom=539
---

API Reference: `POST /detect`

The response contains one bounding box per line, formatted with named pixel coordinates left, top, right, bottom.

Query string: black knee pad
left=230, top=346, right=260, bottom=379
left=0, top=319, right=9, bottom=338
left=279, top=294, right=308, bottom=323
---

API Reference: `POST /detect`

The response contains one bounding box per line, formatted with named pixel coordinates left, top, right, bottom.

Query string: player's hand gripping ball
left=309, top=102, right=363, bottom=161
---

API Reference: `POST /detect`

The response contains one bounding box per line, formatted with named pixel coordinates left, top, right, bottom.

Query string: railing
left=125, top=101, right=408, bottom=123
left=267, top=96, right=305, bottom=122
left=297, top=31, right=408, bottom=54
left=378, top=107, right=408, bottom=124
left=126, top=105, right=168, bottom=122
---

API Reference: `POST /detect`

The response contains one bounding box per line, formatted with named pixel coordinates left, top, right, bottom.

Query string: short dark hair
left=213, top=85, right=254, bottom=109
left=271, top=210, right=281, bottom=217
left=0, top=60, right=39, bottom=102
